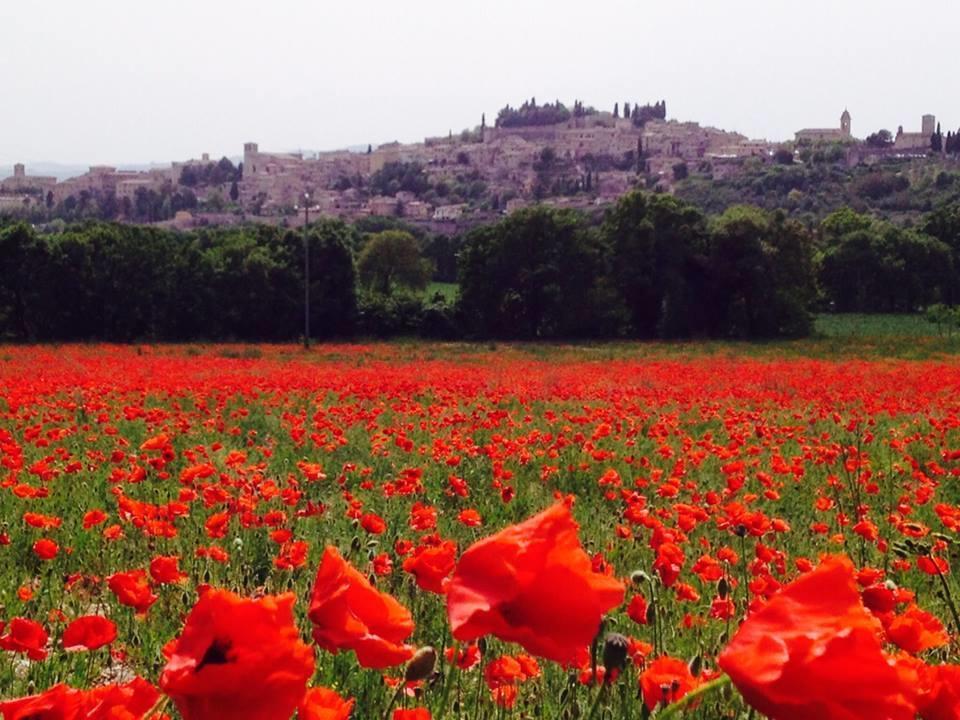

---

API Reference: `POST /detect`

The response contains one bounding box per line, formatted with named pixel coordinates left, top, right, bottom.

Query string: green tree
left=458, top=207, right=618, bottom=338
left=357, top=230, right=431, bottom=295
left=602, top=191, right=709, bottom=337
left=705, top=207, right=814, bottom=337
left=922, top=203, right=960, bottom=304
left=819, top=210, right=952, bottom=312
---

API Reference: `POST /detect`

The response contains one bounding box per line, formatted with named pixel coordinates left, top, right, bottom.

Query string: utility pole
left=300, top=192, right=311, bottom=349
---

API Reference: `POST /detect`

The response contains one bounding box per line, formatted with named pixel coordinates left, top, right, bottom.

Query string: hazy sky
left=2, top=0, right=956, bottom=166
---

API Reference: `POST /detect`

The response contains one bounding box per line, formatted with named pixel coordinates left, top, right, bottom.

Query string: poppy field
left=1, top=343, right=960, bottom=719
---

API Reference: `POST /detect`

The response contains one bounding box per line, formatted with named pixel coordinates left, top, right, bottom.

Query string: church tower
left=841, top=109, right=851, bottom=138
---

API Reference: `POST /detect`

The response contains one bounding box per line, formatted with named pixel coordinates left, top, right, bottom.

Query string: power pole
left=303, top=192, right=311, bottom=350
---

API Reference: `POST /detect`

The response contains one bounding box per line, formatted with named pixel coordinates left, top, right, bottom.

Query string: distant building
left=434, top=204, right=467, bottom=221
left=368, top=196, right=400, bottom=217
left=795, top=110, right=852, bottom=144
left=894, top=115, right=935, bottom=151
left=0, top=164, right=57, bottom=195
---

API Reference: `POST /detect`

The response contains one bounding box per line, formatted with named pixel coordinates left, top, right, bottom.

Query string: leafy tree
left=495, top=99, right=571, bottom=128
left=705, top=206, right=814, bottom=337
left=922, top=203, right=960, bottom=304
left=631, top=101, right=667, bottom=127
left=602, top=192, right=708, bottom=337
left=865, top=130, right=894, bottom=148
left=357, top=230, right=431, bottom=295
left=819, top=210, right=952, bottom=312
left=369, top=162, right=430, bottom=197
left=458, top=207, right=617, bottom=338
left=774, top=148, right=794, bottom=165
left=0, top=220, right=357, bottom=341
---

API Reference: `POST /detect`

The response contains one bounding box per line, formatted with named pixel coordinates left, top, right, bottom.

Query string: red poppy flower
left=33, top=539, right=59, bottom=561
left=886, top=604, right=949, bottom=654
left=0, top=617, right=49, bottom=661
left=308, top=546, right=415, bottom=668
left=360, top=513, right=386, bottom=535
left=297, top=687, right=354, bottom=720
left=918, top=556, right=949, bottom=576
left=445, top=644, right=481, bottom=670
left=0, top=684, right=81, bottom=720
left=402, top=541, right=456, bottom=594
left=627, top=594, right=649, bottom=625
left=82, top=509, right=108, bottom=530
left=83, top=677, right=160, bottom=720
left=457, top=509, right=482, bottom=527
left=62, top=615, right=117, bottom=651
left=393, top=709, right=430, bottom=720
left=149, top=555, right=187, bottom=585
left=918, top=663, right=960, bottom=720
left=639, top=656, right=700, bottom=711
left=446, top=502, right=625, bottom=665
left=719, top=555, right=917, bottom=720
left=652, top=542, right=685, bottom=588
left=159, top=589, right=314, bottom=720
left=107, top=570, right=158, bottom=615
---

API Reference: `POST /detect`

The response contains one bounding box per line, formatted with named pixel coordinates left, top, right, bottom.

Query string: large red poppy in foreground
left=309, top=546, right=415, bottom=668
left=719, top=555, right=917, bottom=720
left=0, top=679, right=159, bottom=720
left=159, top=589, right=314, bottom=720
left=446, top=502, right=625, bottom=664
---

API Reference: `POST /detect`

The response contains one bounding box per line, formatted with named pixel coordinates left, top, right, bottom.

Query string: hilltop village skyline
left=0, top=98, right=947, bottom=227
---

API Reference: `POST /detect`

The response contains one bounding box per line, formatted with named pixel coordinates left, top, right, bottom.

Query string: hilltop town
left=1, top=99, right=949, bottom=228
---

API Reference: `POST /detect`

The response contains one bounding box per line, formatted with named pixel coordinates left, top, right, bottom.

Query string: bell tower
left=841, top=109, right=851, bottom=138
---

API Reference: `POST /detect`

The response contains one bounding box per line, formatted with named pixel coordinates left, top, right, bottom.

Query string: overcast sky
left=1, top=0, right=955, bottom=166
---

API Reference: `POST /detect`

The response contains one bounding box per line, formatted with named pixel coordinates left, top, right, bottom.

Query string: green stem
left=435, top=644, right=459, bottom=720
left=931, top=553, right=960, bottom=637
left=657, top=675, right=732, bottom=719
left=585, top=681, right=607, bottom=720
left=382, top=682, right=405, bottom=720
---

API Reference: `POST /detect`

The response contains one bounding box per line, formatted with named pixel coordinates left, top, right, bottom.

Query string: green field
left=814, top=313, right=939, bottom=337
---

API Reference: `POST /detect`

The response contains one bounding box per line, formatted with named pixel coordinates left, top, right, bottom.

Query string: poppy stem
left=656, top=674, right=731, bottom=719
left=585, top=680, right=607, bottom=720
left=145, top=695, right=169, bottom=720
left=382, top=682, right=405, bottom=720
left=930, top=551, right=960, bottom=636
left=435, top=643, right=458, bottom=720
left=471, top=653, right=485, bottom=720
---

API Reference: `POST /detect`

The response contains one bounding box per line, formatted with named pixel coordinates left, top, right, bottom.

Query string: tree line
left=3, top=189, right=960, bottom=342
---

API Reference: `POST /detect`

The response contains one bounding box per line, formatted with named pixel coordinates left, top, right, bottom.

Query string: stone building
left=0, top=164, right=57, bottom=195
left=894, top=115, right=935, bottom=151
left=795, top=110, right=852, bottom=144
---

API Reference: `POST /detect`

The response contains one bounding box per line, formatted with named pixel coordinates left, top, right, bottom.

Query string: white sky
left=1, top=0, right=955, bottom=165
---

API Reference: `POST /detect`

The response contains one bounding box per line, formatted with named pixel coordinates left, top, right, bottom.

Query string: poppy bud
left=602, top=632, right=629, bottom=673
left=404, top=646, right=437, bottom=682
left=477, top=637, right=487, bottom=655
left=733, top=524, right=747, bottom=538
left=631, top=570, right=650, bottom=585
left=350, top=536, right=362, bottom=553
left=718, top=577, right=729, bottom=599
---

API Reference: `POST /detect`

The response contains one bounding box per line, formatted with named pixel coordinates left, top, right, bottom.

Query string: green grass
left=814, top=313, right=938, bottom=338
left=424, top=282, right=458, bottom=303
